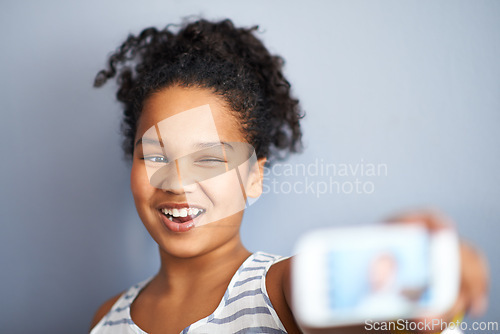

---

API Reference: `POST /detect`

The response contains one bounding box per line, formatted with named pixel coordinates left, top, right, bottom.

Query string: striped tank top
left=90, top=252, right=289, bottom=334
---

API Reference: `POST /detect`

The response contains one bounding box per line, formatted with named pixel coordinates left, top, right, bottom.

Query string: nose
left=150, top=160, right=203, bottom=195
left=149, top=161, right=184, bottom=192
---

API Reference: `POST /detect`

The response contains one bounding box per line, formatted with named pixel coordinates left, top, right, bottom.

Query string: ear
left=244, top=157, right=267, bottom=199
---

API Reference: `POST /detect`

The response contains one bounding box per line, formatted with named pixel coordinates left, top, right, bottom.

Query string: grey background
left=1, top=0, right=498, bottom=332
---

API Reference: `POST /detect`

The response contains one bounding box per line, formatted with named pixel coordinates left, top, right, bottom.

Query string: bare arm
left=89, top=293, right=122, bottom=332
left=279, top=257, right=383, bottom=334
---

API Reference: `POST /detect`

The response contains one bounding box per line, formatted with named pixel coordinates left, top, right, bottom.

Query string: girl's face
left=131, top=85, right=264, bottom=258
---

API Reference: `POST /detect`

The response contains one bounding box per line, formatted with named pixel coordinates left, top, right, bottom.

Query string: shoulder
left=89, top=292, right=123, bottom=331
left=265, top=255, right=303, bottom=334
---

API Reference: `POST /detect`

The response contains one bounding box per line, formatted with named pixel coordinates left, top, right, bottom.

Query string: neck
left=155, top=234, right=251, bottom=294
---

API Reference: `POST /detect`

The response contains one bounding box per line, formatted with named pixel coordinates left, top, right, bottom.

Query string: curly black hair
left=94, top=18, right=304, bottom=164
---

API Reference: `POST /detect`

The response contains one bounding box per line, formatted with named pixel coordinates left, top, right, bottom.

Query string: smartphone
left=291, top=224, right=460, bottom=328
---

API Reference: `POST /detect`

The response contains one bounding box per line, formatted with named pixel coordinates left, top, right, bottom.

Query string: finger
left=474, top=250, right=489, bottom=315
left=382, top=208, right=455, bottom=232
left=460, top=242, right=490, bottom=317
left=411, top=292, right=467, bottom=333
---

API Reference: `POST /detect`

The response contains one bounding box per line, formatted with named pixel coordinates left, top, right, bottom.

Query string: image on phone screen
left=326, top=231, right=431, bottom=318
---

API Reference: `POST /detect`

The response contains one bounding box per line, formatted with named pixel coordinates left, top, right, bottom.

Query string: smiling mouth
left=160, top=207, right=206, bottom=224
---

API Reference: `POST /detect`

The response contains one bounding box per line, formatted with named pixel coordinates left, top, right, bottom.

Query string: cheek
left=197, top=170, right=247, bottom=222
left=130, top=161, right=155, bottom=206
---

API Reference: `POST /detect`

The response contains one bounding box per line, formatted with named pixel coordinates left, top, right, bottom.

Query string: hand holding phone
left=291, top=224, right=460, bottom=328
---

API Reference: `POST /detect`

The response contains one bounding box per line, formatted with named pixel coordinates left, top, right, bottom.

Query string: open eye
left=142, top=155, right=169, bottom=164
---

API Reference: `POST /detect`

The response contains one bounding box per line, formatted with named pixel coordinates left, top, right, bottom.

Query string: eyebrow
left=135, top=138, right=234, bottom=151
left=194, top=141, right=234, bottom=151
left=135, top=137, right=160, bottom=147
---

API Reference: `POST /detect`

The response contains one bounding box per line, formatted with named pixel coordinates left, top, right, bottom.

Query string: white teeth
left=162, top=207, right=204, bottom=217
left=179, top=208, right=187, bottom=217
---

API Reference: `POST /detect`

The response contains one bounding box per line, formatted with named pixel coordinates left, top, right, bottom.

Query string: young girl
left=89, top=18, right=488, bottom=334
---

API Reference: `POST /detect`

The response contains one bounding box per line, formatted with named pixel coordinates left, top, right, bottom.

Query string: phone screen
left=292, top=224, right=459, bottom=327
left=325, top=229, right=431, bottom=318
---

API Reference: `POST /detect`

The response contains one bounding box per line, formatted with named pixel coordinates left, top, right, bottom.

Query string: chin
left=155, top=231, right=216, bottom=259
left=162, top=243, right=229, bottom=260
